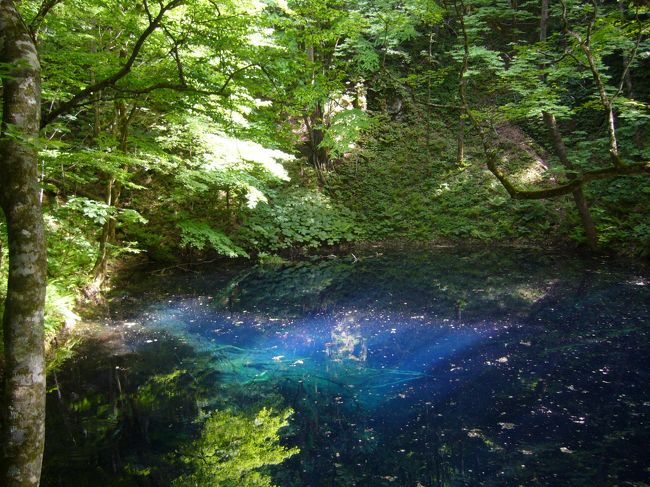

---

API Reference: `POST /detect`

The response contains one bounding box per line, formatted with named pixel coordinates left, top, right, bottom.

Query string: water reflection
left=42, top=249, right=650, bottom=486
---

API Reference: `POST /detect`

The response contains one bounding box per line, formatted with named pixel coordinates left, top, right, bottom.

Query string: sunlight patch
left=200, top=132, right=292, bottom=181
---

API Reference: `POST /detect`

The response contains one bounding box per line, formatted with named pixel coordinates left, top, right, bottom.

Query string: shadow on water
left=42, top=248, right=650, bottom=486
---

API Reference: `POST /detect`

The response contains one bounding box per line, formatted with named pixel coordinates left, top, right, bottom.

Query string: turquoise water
left=42, top=249, right=650, bottom=486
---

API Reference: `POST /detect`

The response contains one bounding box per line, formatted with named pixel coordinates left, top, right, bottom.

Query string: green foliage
left=62, top=197, right=147, bottom=226
left=328, top=112, right=571, bottom=244
left=587, top=178, right=650, bottom=255
left=178, top=220, right=249, bottom=258
left=121, top=112, right=296, bottom=260
left=257, top=252, right=289, bottom=265
left=320, top=108, right=374, bottom=158
left=173, top=408, right=299, bottom=487
left=241, top=189, right=360, bottom=250
left=43, top=283, right=79, bottom=337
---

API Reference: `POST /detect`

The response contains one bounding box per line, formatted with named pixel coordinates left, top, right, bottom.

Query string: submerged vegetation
left=0, top=0, right=649, bottom=485
left=41, top=249, right=650, bottom=485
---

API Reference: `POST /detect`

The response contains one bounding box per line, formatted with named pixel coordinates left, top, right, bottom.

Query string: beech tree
left=0, top=1, right=47, bottom=485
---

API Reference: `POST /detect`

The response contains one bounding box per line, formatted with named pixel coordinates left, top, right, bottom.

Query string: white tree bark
left=0, top=2, right=47, bottom=485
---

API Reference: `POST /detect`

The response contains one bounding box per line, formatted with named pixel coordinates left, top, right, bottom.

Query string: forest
left=0, top=0, right=649, bottom=485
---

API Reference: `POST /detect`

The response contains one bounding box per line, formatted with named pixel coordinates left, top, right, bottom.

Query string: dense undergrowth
left=329, top=111, right=650, bottom=253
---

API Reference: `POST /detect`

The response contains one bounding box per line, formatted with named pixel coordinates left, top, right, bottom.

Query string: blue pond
left=42, top=248, right=650, bottom=486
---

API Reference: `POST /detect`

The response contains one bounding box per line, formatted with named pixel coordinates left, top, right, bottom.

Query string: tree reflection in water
left=43, top=249, right=650, bottom=486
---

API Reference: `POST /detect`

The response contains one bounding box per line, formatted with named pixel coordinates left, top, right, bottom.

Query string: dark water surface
left=43, top=249, right=650, bottom=486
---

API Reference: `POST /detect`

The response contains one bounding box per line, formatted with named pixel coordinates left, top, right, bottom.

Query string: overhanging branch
left=112, top=63, right=262, bottom=97
left=40, top=0, right=184, bottom=128
left=486, top=153, right=650, bottom=200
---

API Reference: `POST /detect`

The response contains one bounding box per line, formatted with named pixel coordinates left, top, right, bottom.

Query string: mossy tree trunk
left=0, top=2, right=48, bottom=486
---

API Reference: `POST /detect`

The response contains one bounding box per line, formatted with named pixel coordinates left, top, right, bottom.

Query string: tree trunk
left=617, top=3, right=643, bottom=150
left=90, top=25, right=101, bottom=141
left=456, top=114, right=465, bottom=166
left=539, top=0, right=548, bottom=42
left=455, top=0, right=469, bottom=167
left=89, top=178, right=116, bottom=293
left=89, top=98, right=129, bottom=293
left=304, top=109, right=328, bottom=186
left=305, top=44, right=329, bottom=185
left=542, top=112, right=598, bottom=250
left=0, top=3, right=47, bottom=486
left=539, top=1, right=597, bottom=251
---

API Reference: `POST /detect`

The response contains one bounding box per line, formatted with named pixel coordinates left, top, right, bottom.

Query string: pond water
left=42, top=248, right=650, bottom=486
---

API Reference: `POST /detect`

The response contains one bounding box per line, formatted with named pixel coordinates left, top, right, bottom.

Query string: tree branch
left=28, top=0, right=63, bottom=38
left=427, top=102, right=463, bottom=110
left=161, top=22, right=188, bottom=86
left=112, top=63, right=261, bottom=97
left=454, top=0, right=470, bottom=166
left=40, top=0, right=184, bottom=128
left=114, top=82, right=209, bottom=96
left=452, top=0, right=649, bottom=202
left=486, top=155, right=649, bottom=200
left=613, top=6, right=643, bottom=101
left=560, top=0, right=622, bottom=167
